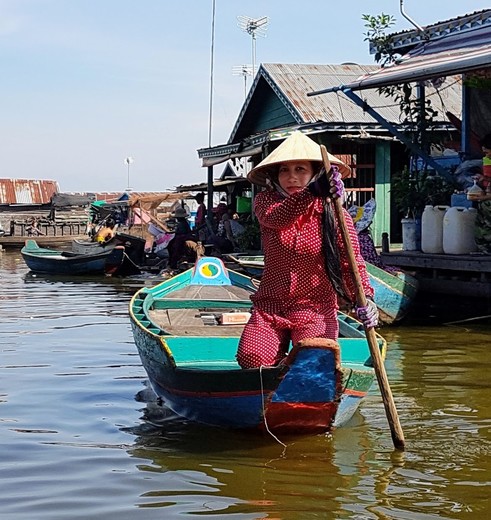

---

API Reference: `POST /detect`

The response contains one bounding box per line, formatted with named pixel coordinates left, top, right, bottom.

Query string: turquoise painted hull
left=129, top=257, right=387, bottom=435
left=228, top=254, right=419, bottom=325
left=366, top=262, right=419, bottom=324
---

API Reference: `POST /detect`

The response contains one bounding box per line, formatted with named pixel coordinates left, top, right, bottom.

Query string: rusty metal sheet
left=0, top=179, right=59, bottom=204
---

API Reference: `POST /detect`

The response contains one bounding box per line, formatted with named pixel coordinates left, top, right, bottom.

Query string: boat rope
left=259, top=365, right=286, bottom=448
left=444, top=314, right=491, bottom=326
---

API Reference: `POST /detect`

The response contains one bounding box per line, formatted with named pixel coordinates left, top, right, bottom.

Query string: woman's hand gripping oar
left=320, top=145, right=406, bottom=451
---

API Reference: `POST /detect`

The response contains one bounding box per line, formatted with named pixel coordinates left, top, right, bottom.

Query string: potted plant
left=391, top=167, right=457, bottom=250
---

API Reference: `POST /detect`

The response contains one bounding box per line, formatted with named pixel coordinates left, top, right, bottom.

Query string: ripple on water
left=1, top=252, right=491, bottom=519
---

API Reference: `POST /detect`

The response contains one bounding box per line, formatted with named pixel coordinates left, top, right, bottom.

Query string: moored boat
left=20, top=239, right=128, bottom=275
left=227, top=254, right=419, bottom=325
left=129, top=256, right=387, bottom=435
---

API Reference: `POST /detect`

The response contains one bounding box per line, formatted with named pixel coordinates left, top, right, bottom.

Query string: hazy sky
left=1, top=1, right=489, bottom=193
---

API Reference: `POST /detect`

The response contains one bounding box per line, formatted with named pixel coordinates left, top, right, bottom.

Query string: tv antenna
left=237, top=15, right=269, bottom=78
left=232, top=64, right=253, bottom=99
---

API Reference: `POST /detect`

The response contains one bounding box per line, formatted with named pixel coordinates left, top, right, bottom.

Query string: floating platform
left=381, top=250, right=491, bottom=298
left=0, top=234, right=86, bottom=249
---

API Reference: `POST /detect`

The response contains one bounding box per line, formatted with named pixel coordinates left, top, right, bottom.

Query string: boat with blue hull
left=227, top=254, right=419, bottom=325
left=20, top=239, right=128, bottom=275
left=129, top=256, right=387, bottom=434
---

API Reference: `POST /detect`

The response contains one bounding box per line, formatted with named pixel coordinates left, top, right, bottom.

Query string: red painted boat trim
left=262, top=401, right=339, bottom=432
left=343, top=389, right=367, bottom=397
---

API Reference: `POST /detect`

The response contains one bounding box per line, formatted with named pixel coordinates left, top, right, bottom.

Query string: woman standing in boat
left=236, top=131, right=378, bottom=369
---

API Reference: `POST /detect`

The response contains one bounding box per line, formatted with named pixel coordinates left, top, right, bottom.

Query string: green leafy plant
left=236, top=220, right=261, bottom=252
left=391, top=167, right=458, bottom=218
left=362, top=13, right=397, bottom=66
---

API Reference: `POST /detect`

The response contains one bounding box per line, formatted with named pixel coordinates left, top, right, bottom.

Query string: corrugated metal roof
left=0, top=179, right=59, bottom=205
left=263, top=63, right=405, bottom=124
left=376, top=9, right=491, bottom=55
left=232, top=63, right=461, bottom=135
left=310, top=25, right=490, bottom=93
left=199, top=62, right=462, bottom=165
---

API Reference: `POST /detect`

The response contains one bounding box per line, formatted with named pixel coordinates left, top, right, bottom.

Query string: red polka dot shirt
left=251, top=188, right=373, bottom=311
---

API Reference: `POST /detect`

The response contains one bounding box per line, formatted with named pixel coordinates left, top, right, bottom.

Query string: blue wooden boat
left=129, top=256, right=387, bottom=435
left=227, top=254, right=419, bottom=325
left=364, top=261, right=419, bottom=325
left=20, top=239, right=128, bottom=275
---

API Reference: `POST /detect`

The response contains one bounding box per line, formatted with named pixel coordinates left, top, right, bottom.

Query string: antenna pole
left=124, top=157, right=134, bottom=192
left=208, top=0, right=216, bottom=147
left=251, top=32, right=256, bottom=78
left=237, top=15, right=269, bottom=80
left=232, top=65, right=253, bottom=100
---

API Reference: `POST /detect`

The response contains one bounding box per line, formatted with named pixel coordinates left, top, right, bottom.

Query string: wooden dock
left=0, top=234, right=86, bottom=249
left=381, top=250, right=491, bottom=298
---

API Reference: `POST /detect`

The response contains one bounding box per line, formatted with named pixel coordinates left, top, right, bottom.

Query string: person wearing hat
left=167, top=206, right=202, bottom=270
left=236, top=131, right=377, bottom=369
left=348, top=199, right=398, bottom=273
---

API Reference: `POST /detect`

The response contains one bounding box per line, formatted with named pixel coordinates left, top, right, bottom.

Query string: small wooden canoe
left=20, top=239, right=127, bottom=275
left=129, top=256, right=387, bottom=435
left=227, top=254, right=419, bottom=325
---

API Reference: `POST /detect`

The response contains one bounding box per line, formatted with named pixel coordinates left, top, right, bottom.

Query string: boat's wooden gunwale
left=151, top=298, right=252, bottom=310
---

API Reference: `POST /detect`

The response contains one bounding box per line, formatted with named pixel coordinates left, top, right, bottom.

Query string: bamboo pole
left=320, top=145, right=405, bottom=451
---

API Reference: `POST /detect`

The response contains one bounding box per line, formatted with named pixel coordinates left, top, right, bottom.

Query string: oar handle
left=320, top=145, right=406, bottom=451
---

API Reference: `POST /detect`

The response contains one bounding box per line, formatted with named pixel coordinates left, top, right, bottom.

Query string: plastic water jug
left=421, top=205, right=449, bottom=253
left=442, top=206, right=478, bottom=254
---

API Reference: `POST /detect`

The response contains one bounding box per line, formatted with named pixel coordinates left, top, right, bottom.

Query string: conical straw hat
left=247, top=131, right=351, bottom=186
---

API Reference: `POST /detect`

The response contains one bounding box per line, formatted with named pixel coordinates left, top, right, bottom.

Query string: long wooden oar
left=320, top=145, right=406, bottom=451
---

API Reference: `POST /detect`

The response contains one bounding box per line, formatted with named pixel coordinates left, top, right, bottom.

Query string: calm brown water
left=1, top=249, right=490, bottom=519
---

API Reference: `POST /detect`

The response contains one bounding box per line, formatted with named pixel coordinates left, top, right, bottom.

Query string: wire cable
left=259, top=365, right=286, bottom=447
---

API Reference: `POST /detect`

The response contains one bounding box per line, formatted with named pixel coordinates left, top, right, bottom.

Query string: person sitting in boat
left=236, top=131, right=378, bottom=369
left=347, top=199, right=399, bottom=274
left=94, top=218, right=117, bottom=243
left=212, top=207, right=245, bottom=254
left=213, top=196, right=228, bottom=224
left=166, top=207, right=204, bottom=270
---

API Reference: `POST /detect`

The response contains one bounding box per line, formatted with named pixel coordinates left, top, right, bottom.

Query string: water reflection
left=1, top=248, right=490, bottom=519
left=127, top=387, right=366, bottom=518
